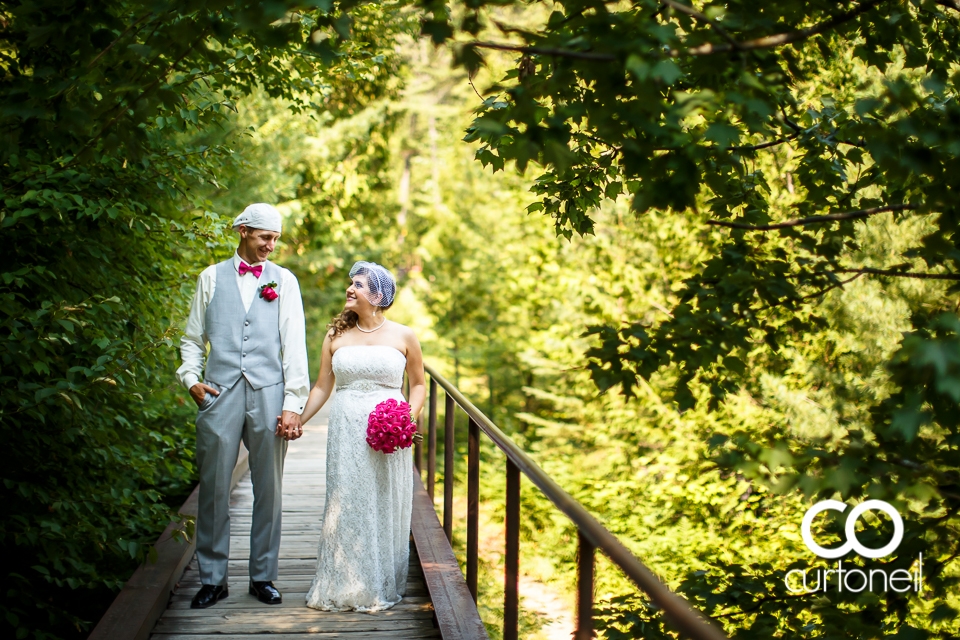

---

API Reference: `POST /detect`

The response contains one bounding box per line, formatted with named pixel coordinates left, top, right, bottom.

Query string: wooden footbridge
left=89, top=366, right=726, bottom=640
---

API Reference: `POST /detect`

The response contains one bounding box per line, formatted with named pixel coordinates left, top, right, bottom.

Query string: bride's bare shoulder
left=387, top=320, right=416, bottom=337
left=389, top=323, right=420, bottom=352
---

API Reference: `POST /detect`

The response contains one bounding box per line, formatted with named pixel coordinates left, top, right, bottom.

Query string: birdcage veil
left=349, top=261, right=396, bottom=308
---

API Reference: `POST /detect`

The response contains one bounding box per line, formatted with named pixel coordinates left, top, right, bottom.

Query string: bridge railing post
left=408, top=374, right=422, bottom=472
left=467, top=416, right=480, bottom=602
left=428, top=377, right=437, bottom=500
left=504, top=459, right=521, bottom=640
left=443, top=392, right=455, bottom=543
left=575, top=532, right=596, bottom=640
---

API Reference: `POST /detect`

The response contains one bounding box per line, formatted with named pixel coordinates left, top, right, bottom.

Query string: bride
left=296, top=261, right=425, bottom=612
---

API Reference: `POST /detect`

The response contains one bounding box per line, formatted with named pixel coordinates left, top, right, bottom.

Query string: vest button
left=244, top=336, right=249, bottom=341
left=244, top=321, right=250, bottom=326
left=242, top=353, right=246, bottom=357
left=241, top=367, right=246, bottom=372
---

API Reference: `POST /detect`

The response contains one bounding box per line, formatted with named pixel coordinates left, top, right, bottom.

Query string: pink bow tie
left=238, top=262, right=262, bottom=277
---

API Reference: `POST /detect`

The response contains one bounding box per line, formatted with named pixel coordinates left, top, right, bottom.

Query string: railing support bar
left=575, top=532, right=595, bottom=640
left=409, top=373, right=421, bottom=471
left=443, top=393, right=455, bottom=543
left=504, top=459, right=521, bottom=640
left=428, top=377, right=438, bottom=501
left=467, top=416, right=480, bottom=602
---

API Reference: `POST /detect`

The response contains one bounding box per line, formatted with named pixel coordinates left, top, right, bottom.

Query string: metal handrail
left=419, top=363, right=727, bottom=640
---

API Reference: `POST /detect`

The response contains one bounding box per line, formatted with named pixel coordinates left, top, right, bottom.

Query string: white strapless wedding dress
left=306, top=345, right=413, bottom=612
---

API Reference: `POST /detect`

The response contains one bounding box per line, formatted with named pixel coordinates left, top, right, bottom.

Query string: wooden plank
left=184, top=559, right=403, bottom=569
left=227, top=515, right=323, bottom=520
left=166, top=596, right=432, bottom=611
left=229, top=505, right=326, bottom=511
left=227, top=524, right=322, bottom=530
left=89, top=446, right=250, bottom=640
left=174, top=580, right=428, bottom=595
left=153, top=633, right=441, bottom=639
left=223, top=532, right=325, bottom=539
left=225, top=525, right=321, bottom=530
left=410, top=471, right=489, bottom=640
left=184, top=559, right=322, bottom=573
left=173, top=571, right=424, bottom=585
left=153, top=616, right=437, bottom=634
left=161, top=605, right=435, bottom=618
left=172, top=589, right=431, bottom=601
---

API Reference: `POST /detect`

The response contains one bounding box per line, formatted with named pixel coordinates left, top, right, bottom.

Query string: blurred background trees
left=3, top=1, right=958, bottom=638
left=0, top=2, right=404, bottom=637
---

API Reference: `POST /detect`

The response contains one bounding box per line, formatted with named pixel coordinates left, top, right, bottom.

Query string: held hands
left=275, top=410, right=303, bottom=441
left=189, top=383, right=220, bottom=407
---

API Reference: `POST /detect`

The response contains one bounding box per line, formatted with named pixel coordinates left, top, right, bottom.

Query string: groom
left=177, top=203, right=309, bottom=608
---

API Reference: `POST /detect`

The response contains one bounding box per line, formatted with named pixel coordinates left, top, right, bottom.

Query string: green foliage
left=408, top=1, right=960, bottom=637
left=0, top=1, right=402, bottom=637
left=7, top=0, right=960, bottom=638
left=426, top=0, right=960, bottom=401
left=258, top=23, right=958, bottom=634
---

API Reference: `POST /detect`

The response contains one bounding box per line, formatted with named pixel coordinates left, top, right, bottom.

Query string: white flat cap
left=232, top=203, right=282, bottom=233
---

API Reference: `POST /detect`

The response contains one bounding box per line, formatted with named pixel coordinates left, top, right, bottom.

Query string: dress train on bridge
left=306, top=345, right=413, bottom=612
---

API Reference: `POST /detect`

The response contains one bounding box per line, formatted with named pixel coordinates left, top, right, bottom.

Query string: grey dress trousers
left=194, top=259, right=287, bottom=586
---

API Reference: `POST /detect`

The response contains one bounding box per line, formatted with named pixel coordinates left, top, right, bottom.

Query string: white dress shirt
left=177, top=252, right=310, bottom=413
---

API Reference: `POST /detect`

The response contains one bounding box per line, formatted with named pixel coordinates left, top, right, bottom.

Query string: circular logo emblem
left=800, top=499, right=903, bottom=559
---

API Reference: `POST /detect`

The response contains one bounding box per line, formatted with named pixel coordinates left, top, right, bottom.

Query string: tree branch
left=837, top=267, right=960, bottom=280
left=470, top=0, right=887, bottom=65
left=661, top=0, right=742, bottom=50
left=756, top=272, right=864, bottom=312
left=86, top=12, right=154, bottom=70
left=669, top=0, right=887, bottom=57
left=469, top=41, right=616, bottom=61
left=579, top=132, right=623, bottom=152
left=727, top=133, right=799, bottom=152
left=802, top=272, right=865, bottom=300
left=706, top=203, right=917, bottom=231
left=68, top=34, right=208, bottom=165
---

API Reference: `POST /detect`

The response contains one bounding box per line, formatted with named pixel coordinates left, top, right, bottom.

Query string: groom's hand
left=277, top=410, right=303, bottom=440
left=189, top=383, right=220, bottom=407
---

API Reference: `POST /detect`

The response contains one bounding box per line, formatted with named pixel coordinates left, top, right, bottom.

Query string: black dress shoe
left=249, top=580, right=282, bottom=604
left=190, top=584, right=228, bottom=609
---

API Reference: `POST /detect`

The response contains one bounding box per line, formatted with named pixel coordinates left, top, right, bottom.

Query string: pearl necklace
left=356, top=317, right=386, bottom=333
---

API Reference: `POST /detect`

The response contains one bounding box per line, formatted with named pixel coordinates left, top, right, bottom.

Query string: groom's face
left=238, top=225, right=280, bottom=263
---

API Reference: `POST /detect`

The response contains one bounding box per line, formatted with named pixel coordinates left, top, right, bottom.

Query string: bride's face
left=345, top=274, right=380, bottom=312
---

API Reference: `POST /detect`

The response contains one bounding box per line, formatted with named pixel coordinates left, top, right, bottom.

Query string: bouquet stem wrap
left=366, top=399, right=417, bottom=454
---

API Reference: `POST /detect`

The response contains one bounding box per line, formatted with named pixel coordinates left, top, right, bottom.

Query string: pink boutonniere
left=259, top=281, right=279, bottom=302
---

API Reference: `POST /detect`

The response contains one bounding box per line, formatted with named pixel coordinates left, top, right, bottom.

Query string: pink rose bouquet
left=366, top=399, right=417, bottom=454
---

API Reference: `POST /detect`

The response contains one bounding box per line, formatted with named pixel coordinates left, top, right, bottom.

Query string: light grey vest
left=204, top=259, right=284, bottom=390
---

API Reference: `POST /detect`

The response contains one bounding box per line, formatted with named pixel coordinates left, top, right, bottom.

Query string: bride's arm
left=300, top=331, right=336, bottom=425
left=403, top=327, right=427, bottom=421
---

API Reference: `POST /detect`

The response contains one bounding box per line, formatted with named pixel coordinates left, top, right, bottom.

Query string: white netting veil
left=349, top=261, right=396, bottom=308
